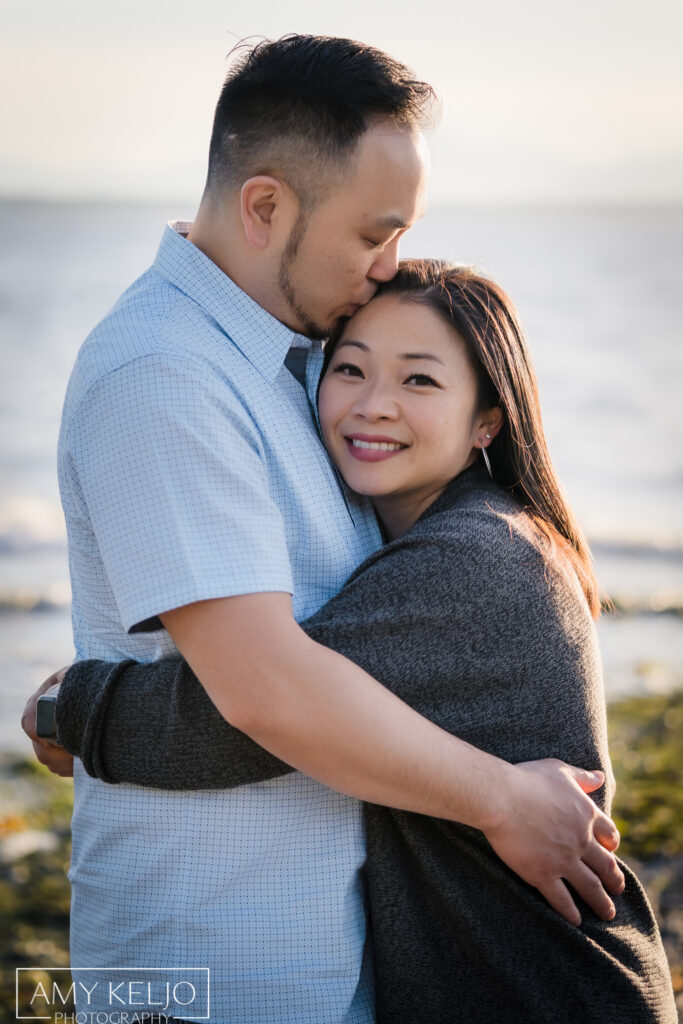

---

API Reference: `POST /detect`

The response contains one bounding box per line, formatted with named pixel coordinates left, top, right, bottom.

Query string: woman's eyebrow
left=402, top=352, right=445, bottom=365
left=336, top=339, right=369, bottom=352
left=335, top=339, right=445, bottom=366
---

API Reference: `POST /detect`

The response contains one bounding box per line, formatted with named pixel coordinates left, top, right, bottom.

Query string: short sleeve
left=67, top=354, right=294, bottom=632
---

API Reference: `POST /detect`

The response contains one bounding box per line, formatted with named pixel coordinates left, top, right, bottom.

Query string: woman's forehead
left=341, top=293, right=452, bottom=343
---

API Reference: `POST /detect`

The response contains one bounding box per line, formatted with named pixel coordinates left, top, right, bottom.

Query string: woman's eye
left=364, top=237, right=385, bottom=249
left=333, top=362, right=364, bottom=378
left=406, top=373, right=439, bottom=387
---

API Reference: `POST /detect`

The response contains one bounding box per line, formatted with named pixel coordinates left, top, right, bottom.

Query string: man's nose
left=368, top=237, right=401, bottom=283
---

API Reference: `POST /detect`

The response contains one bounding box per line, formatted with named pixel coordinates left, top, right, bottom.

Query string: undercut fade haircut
left=205, top=34, right=438, bottom=209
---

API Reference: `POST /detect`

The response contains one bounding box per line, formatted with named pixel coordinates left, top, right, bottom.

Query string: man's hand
left=484, top=758, right=624, bottom=926
left=21, top=668, right=75, bottom=777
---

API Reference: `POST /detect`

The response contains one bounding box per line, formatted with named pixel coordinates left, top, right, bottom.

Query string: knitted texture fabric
left=59, top=463, right=677, bottom=1024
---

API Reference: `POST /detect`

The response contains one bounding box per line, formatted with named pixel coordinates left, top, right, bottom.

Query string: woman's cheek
left=318, top=380, right=343, bottom=440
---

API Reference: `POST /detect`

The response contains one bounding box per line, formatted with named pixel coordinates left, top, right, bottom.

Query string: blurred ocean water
left=2, top=200, right=682, bottom=753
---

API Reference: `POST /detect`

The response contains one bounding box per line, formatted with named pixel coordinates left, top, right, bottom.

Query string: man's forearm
left=252, top=644, right=506, bottom=828
left=163, top=594, right=624, bottom=925
left=161, top=593, right=507, bottom=830
left=57, top=642, right=500, bottom=823
left=55, top=604, right=506, bottom=823
left=29, top=586, right=622, bottom=923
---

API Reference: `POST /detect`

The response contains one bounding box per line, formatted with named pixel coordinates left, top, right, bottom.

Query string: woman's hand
left=483, top=758, right=624, bottom=926
left=21, top=668, right=75, bottom=777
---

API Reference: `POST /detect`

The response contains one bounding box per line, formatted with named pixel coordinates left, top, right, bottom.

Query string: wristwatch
left=36, top=692, right=59, bottom=740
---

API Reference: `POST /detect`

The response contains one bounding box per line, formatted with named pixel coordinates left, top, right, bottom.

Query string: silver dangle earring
left=481, top=434, right=493, bottom=478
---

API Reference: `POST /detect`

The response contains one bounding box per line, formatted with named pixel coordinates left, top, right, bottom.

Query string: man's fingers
left=565, top=763, right=621, bottom=851
left=567, top=765, right=605, bottom=794
left=565, top=860, right=617, bottom=921
left=568, top=764, right=620, bottom=851
left=593, top=808, right=620, bottom=852
left=540, top=862, right=619, bottom=926
left=537, top=880, right=581, bottom=927
left=582, top=839, right=625, bottom=895
left=605, top=759, right=618, bottom=804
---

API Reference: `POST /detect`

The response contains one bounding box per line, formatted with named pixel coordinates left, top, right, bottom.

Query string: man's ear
left=475, top=406, right=504, bottom=448
left=240, top=176, right=294, bottom=249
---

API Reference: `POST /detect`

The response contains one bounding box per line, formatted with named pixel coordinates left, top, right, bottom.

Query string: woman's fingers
left=30, top=738, right=75, bottom=777
left=21, top=667, right=73, bottom=776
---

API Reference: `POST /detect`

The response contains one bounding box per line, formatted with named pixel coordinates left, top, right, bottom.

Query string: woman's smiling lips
left=344, top=433, right=409, bottom=462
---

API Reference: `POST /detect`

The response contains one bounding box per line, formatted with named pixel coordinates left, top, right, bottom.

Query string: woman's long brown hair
left=334, top=258, right=601, bottom=617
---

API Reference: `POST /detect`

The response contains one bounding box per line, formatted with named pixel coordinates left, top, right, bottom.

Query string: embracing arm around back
left=161, top=578, right=624, bottom=926
left=39, top=578, right=624, bottom=926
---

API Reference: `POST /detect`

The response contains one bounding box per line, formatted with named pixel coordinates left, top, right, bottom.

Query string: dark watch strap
left=36, top=693, right=59, bottom=739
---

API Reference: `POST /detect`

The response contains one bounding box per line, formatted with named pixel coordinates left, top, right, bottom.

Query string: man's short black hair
left=205, top=34, right=438, bottom=207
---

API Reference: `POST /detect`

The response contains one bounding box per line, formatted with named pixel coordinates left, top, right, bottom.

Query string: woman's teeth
left=350, top=439, right=404, bottom=451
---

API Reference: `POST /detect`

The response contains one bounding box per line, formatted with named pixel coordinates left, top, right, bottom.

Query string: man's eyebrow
left=372, top=215, right=409, bottom=230
left=335, top=340, right=445, bottom=366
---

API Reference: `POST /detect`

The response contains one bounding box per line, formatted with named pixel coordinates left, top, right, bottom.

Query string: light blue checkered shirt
left=58, top=222, right=382, bottom=1023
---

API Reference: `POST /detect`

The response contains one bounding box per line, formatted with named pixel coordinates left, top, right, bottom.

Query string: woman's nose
left=352, top=382, right=399, bottom=420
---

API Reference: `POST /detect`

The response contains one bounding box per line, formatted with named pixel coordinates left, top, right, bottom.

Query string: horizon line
left=2, top=194, right=683, bottom=213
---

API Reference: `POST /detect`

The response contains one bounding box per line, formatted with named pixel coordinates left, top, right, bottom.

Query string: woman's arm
left=59, top=527, right=598, bottom=787
left=46, top=527, right=623, bottom=924
left=52, top=536, right=433, bottom=791
left=56, top=656, right=292, bottom=789
left=53, top=534, right=432, bottom=791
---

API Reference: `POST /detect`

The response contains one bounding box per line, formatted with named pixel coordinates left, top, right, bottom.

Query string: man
left=24, top=35, right=622, bottom=1024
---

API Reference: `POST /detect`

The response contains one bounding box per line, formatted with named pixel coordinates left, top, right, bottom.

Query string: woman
left=51, top=260, right=675, bottom=1022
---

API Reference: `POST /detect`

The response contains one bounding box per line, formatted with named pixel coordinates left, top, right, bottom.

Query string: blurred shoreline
left=4, top=562, right=681, bottom=756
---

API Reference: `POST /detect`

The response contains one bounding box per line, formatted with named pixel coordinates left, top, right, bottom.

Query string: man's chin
left=280, top=288, right=348, bottom=341
left=297, top=314, right=340, bottom=342
left=280, top=303, right=327, bottom=341
left=306, top=323, right=331, bottom=342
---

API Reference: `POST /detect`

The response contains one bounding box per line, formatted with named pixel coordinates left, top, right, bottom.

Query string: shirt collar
left=153, top=221, right=305, bottom=383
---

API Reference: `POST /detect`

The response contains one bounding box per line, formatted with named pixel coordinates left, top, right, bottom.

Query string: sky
left=1, top=0, right=682, bottom=206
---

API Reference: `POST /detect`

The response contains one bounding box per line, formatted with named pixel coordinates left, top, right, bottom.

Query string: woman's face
left=319, top=292, right=487, bottom=536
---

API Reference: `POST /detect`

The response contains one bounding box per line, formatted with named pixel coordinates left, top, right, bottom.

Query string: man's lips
left=344, top=433, right=408, bottom=462
left=339, top=289, right=377, bottom=318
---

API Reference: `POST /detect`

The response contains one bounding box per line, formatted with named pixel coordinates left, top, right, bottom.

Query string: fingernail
left=606, top=904, right=616, bottom=920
